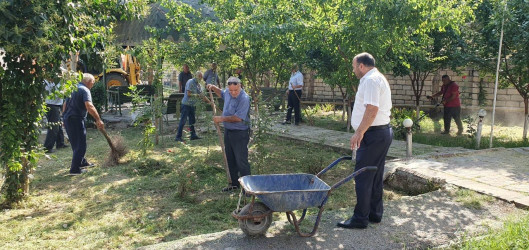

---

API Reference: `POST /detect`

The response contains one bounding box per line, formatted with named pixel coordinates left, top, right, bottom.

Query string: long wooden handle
left=208, top=90, right=232, bottom=184
left=99, top=128, right=116, bottom=151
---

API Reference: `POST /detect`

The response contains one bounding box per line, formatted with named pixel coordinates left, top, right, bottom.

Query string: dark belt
left=366, top=124, right=390, bottom=132
left=46, top=104, right=62, bottom=107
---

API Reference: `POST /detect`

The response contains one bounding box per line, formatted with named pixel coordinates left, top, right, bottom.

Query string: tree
left=472, top=0, right=529, bottom=139
left=0, top=0, right=148, bottom=205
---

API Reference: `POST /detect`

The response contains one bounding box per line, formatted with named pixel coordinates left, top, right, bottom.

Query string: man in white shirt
left=337, top=52, right=393, bottom=229
left=282, top=64, right=304, bottom=125
left=43, top=80, right=67, bottom=153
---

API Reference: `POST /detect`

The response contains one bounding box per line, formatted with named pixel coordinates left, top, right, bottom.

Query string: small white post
left=476, top=109, right=487, bottom=149
left=403, top=118, right=413, bottom=158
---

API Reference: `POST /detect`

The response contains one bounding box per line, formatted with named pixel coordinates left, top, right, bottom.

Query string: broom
left=99, top=128, right=128, bottom=166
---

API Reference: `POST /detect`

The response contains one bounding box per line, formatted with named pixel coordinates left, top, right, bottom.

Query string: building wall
left=302, top=68, right=526, bottom=114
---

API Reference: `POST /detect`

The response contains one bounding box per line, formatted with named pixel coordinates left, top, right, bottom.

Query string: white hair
left=82, top=73, right=95, bottom=84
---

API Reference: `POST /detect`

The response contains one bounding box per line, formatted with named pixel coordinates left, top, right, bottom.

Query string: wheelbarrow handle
left=331, top=166, right=378, bottom=190
left=316, top=156, right=352, bottom=178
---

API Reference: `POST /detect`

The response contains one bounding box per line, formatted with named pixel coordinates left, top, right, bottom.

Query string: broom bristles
left=104, top=135, right=128, bottom=166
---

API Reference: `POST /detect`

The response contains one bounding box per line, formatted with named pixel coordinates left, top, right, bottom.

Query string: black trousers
left=44, top=104, right=65, bottom=150
left=286, top=90, right=302, bottom=124
left=64, top=117, right=89, bottom=174
left=443, top=106, right=463, bottom=133
left=352, top=127, right=393, bottom=226
left=224, top=129, right=250, bottom=186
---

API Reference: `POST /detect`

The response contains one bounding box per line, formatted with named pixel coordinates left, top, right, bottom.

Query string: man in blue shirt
left=176, top=71, right=207, bottom=142
left=206, top=77, right=251, bottom=192
left=63, top=73, right=105, bottom=175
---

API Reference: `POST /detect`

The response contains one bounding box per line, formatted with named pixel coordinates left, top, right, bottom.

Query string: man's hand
left=350, top=132, right=364, bottom=151
left=95, top=119, right=105, bottom=130
left=213, top=116, right=223, bottom=123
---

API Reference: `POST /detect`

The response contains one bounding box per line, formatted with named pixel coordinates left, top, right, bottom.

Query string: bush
left=390, top=108, right=422, bottom=140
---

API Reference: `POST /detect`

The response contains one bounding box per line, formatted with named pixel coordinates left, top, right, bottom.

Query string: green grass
left=0, top=123, right=402, bottom=248
left=457, top=215, right=529, bottom=249
left=451, top=189, right=494, bottom=210
left=308, top=108, right=529, bottom=149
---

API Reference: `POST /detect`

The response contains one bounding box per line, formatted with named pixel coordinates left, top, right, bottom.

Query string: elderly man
left=176, top=71, right=207, bottom=142
left=206, top=77, right=251, bottom=192
left=337, top=52, right=393, bottom=229
left=203, top=62, right=220, bottom=88
left=63, top=73, right=104, bottom=175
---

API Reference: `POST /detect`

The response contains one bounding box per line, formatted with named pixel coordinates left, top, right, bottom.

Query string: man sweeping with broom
left=206, top=77, right=251, bottom=192
left=63, top=73, right=104, bottom=175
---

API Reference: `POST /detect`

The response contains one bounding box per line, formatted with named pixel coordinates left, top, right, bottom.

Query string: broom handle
left=208, top=90, right=232, bottom=185
left=99, top=128, right=117, bottom=151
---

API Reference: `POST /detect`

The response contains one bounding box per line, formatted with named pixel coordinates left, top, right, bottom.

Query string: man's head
left=291, top=64, right=299, bottom=73
left=442, top=75, right=451, bottom=84
left=195, top=71, right=203, bottom=81
left=227, top=76, right=242, bottom=98
left=211, top=63, right=217, bottom=71
left=352, top=52, right=376, bottom=79
left=183, top=64, right=189, bottom=73
left=82, top=73, right=96, bottom=89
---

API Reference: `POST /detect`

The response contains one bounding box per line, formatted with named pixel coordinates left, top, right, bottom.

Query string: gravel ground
left=140, top=185, right=527, bottom=250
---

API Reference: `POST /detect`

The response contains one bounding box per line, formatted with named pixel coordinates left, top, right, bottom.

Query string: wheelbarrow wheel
left=238, top=202, right=273, bottom=236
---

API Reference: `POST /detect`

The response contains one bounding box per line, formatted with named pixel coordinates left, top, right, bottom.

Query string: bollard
left=403, top=118, right=413, bottom=158
left=476, top=109, right=487, bottom=149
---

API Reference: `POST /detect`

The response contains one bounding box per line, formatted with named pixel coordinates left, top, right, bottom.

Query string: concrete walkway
left=270, top=123, right=529, bottom=208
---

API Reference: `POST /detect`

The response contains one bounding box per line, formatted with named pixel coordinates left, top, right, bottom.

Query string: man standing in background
left=428, top=75, right=463, bottom=135
left=43, top=80, right=67, bottom=153
left=282, top=64, right=303, bottom=125
left=178, top=64, right=193, bottom=93
left=203, top=62, right=220, bottom=88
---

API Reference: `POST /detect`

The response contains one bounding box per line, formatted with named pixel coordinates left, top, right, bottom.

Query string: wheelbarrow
left=231, top=156, right=377, bottom=237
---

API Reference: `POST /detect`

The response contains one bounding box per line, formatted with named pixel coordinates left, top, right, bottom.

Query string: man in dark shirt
left=63, top=73, right=104, bottom=175
left=178, top=64, right=193, bottom=93
left=428, top=75, right=463, bottom=135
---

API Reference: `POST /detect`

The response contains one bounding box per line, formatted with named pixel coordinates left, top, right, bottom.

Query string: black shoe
left=336, top=218, right=367, bottom=229
left=69, top=169, right=88, bottom=176
left=441, top=131, right=449, bottom=134
left=368, top=216, right=382, bottom=223
left=175, top=137, right=185, bottom=142
left=81, top=163, right=95, bottom=169
left=57, top=145, right=69, bottom=149
left=45, top=148, right=55, bottom=153
left=281, top=121, right=291, bottom=125
left=222, top=185, right=239, bottom=192
left=190, top=136, right=201, bottom=140
left=294, top=123, right=299, bottom=126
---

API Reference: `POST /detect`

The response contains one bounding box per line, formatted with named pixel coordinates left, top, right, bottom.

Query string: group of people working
left=49, top=52, right=462, bottom=228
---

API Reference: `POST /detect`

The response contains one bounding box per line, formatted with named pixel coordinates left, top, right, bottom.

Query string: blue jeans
left=352, top=127, right=393, bottom=225
left=286, top=90, right=302, bottom=124
left=64, top=117, right=90, bottom=174
left=176, top=104, right=197, bottom=139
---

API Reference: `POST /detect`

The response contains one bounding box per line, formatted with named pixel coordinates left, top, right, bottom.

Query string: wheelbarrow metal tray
left=239, top=174, right=331, bottom=212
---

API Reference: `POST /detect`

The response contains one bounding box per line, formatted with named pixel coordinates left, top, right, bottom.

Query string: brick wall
left=302, top=68, right=526, bottom=114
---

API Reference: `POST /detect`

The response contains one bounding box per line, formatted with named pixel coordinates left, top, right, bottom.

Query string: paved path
left=270, top=123, right=529, bottom=208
